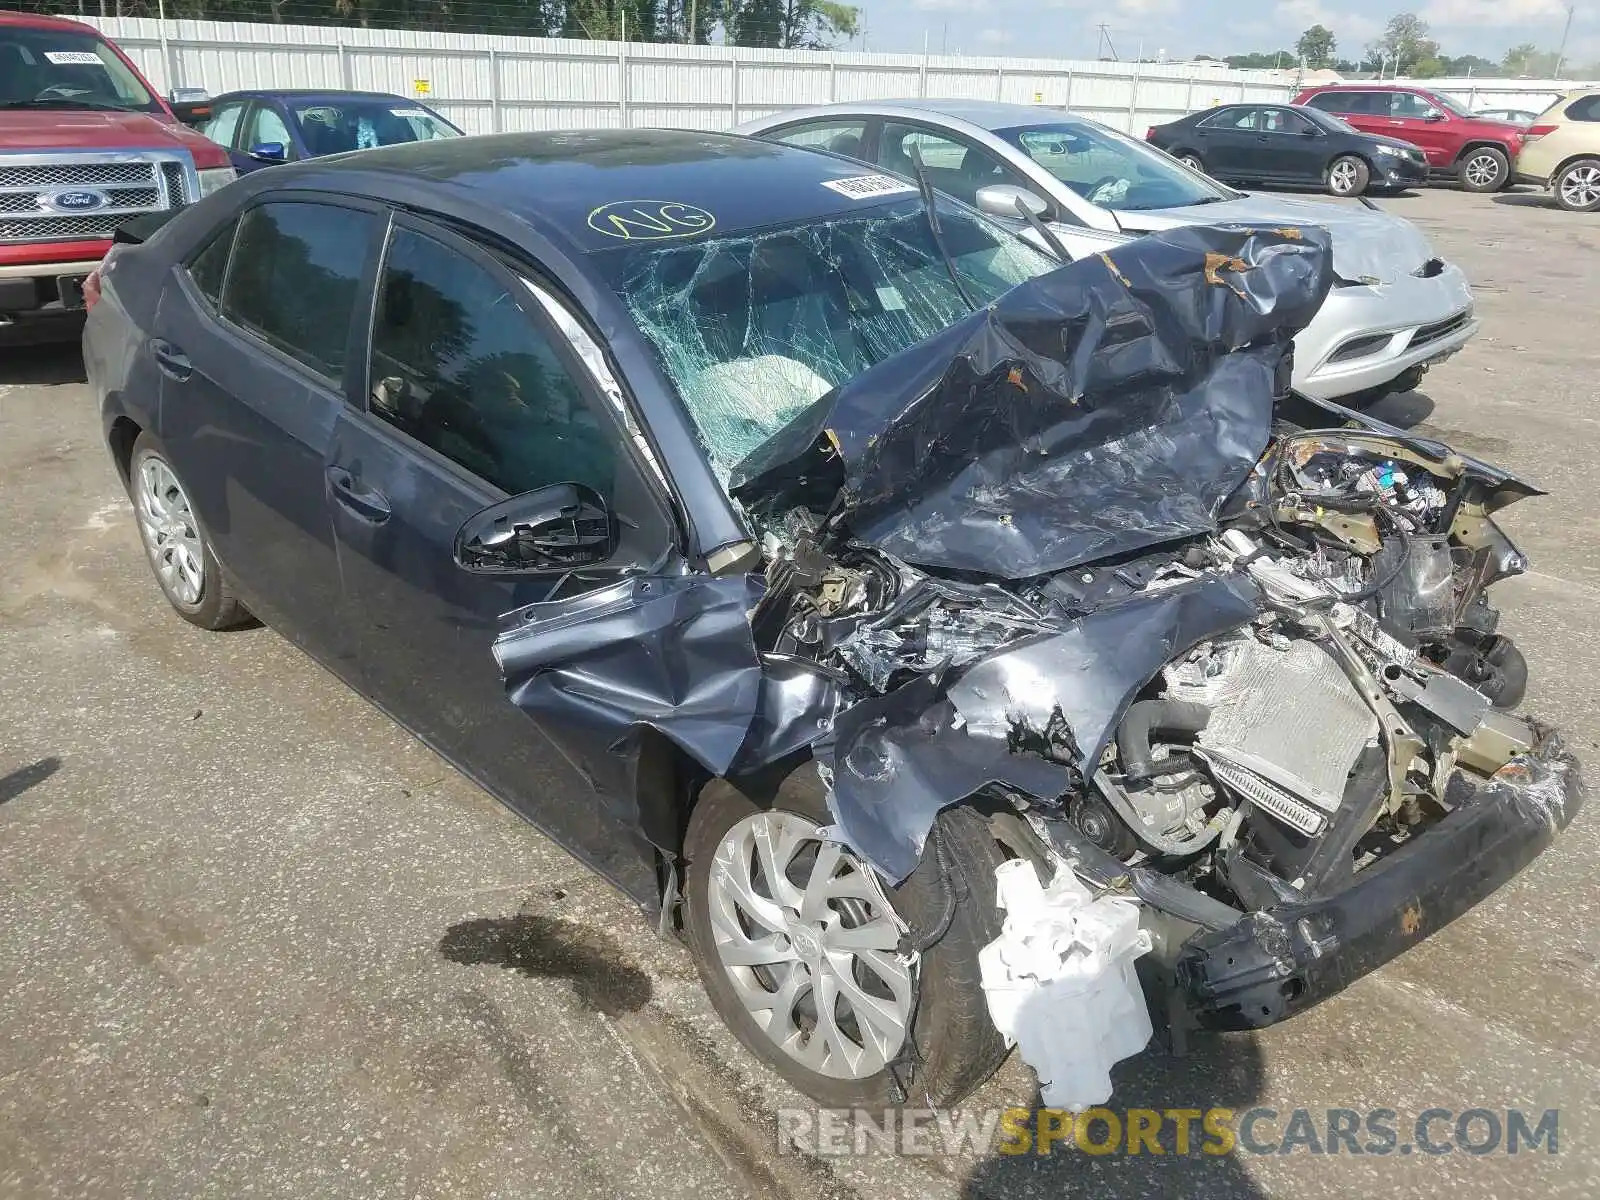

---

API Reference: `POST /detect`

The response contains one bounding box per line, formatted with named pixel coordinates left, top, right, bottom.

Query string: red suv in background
left=2, top=10, right=235, bottom=345
left=1295, top=84, right=1525, bottom=192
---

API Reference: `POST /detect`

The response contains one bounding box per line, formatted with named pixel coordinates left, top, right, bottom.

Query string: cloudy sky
left=847, top=0, right=1595, bottom=69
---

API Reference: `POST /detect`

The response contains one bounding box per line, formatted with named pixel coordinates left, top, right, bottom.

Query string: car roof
left=251, top=129, right=929, bottom=254
left=1301, top=83, right=1430, bottom=92
left=210, top=89, right=416, bottom=103
left=0, top=8, right=99, bottom=30
left=752, top=99, right=1096, bottom=133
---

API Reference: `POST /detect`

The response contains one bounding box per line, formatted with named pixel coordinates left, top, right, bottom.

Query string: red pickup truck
left=1, top=10, right=235, bottom=345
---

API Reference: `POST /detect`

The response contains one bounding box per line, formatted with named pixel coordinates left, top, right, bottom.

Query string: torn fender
left=948, top=573, right=1262, bottom=776
left=493, top=575, right=840, bottom=795
left=819, top=675, right=1074, bottom=883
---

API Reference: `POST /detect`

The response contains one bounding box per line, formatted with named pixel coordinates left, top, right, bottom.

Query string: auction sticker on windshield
left=44, top=51, right=104, bottom=65
left=822, top=175, right=919, bottom=200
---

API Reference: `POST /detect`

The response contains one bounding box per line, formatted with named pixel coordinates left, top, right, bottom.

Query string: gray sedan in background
left=738, top=100, right=1477, bottom=401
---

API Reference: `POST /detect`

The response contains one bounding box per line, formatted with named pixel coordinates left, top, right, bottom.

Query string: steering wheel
left=1084, top=175, right=1124, bottom=201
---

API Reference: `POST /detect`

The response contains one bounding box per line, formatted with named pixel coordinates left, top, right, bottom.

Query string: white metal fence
left=84, top=17, right=1297, bottom=136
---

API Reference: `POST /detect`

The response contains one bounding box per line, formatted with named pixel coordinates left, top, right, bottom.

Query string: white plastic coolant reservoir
left=978, top=859, right=1154, bottom=1112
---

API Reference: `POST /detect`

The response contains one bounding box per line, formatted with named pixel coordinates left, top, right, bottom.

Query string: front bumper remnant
left=1174, top=732, right=1584, bottom=1030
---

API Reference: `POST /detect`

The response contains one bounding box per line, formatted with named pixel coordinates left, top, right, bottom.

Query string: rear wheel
left=682, top=766, right=1010, bottom=1106
left=1176, top=151, right=1206, bottom=173
left=1326, top=155, right=1370, bottom=197
left=1554, top=158, right=1600, bottom=212
left=1457, top=146, right=1509, bottom=193
left=128, top=435, right=250, bottom=630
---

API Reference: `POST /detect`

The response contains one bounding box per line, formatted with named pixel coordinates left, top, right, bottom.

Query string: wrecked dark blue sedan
left=83, top=130, right=1582, bottom=1108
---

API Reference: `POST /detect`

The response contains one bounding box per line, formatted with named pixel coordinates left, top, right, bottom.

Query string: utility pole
left=689, top=0, right=696, bottom=44
left=1555, top=3, right=1575, bottom=76
left=1096, top=23, right=1118, bottom=62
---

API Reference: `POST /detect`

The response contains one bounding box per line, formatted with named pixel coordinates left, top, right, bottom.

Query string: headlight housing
left=196, top=167, right=237, bottom=198
left=1375, top=144, right=1405, bottom=158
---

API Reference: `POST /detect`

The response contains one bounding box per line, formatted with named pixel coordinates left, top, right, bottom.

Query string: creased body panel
left=733, top=224, right=1333, bottom=579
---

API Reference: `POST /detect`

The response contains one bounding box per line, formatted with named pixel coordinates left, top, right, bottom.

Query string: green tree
left=724, top=0, right=857, bottom=47
left=1295, top=24, right=1336, bottom=68
left=1225, top=50, right=1295, bottom=69
left=1366, top=12, right=1438, bottom=75
left=1501, top=42, right=1539, bottom=74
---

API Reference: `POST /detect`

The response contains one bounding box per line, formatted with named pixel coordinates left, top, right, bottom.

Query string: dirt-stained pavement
left=2, top=184, right=1598, bottom=1199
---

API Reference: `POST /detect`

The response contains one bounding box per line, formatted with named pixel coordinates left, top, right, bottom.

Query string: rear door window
left=1565, top=95, right=1600, bottom=122
left=1198, top=107, right=1259, bottom=131
left=186, top=219, right=236, bottom=307
left=1309, top=91, right=1377, bottom=116
left=765, top=119, right=871, bottom=160
left=221, top=201, right=379, bottom=382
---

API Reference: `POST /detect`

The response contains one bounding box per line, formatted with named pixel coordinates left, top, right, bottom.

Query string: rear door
left=1191, top=106, right=1262, bottom=176
left=155, top=196, right=381, bottom=670
left=326, top=213, right=678, bottom=897
left=1309, top=90, right=1386, bottom=139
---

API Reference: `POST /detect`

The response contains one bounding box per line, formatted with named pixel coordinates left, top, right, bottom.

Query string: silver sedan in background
left=737, top=100, right=1477, bottom=401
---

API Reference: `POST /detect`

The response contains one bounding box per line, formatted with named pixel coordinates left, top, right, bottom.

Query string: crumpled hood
left=1120, top=193, right=1435, bottom=284
left=732, top=222, right=1334, bottom=580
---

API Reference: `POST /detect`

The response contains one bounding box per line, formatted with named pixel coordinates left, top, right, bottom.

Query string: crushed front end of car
left=492, top=222, right=1583, bottom=1096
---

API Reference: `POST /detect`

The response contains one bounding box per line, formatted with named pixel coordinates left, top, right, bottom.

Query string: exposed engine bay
left=491, top=224, right=1582, bottom=1039
left=751, top=428, right=1554, bottom=915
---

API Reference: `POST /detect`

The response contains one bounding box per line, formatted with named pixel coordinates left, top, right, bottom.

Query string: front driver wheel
left=1458, top=146, right=1509, bottom=193
left=1326, top=155, right=1370, bottom=197
left=128, top=435, right=250, bottom=630
left=1554, top=158, right=1600, bottom=212
left=682, top=766, right=1010, bottom=1106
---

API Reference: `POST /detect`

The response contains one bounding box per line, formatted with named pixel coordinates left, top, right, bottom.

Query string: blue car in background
left=195, top=88, right=462, bottom=173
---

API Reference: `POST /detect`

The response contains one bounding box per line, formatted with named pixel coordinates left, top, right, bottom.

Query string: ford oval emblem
left=46, top=189, right=109, bottom=213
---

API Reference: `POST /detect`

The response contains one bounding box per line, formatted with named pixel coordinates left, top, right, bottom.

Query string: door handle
left=150, top=339, right=192, bottom=382
left=326, top=466, right=391, bottom=523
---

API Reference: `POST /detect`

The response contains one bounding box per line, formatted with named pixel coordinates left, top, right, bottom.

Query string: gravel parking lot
left=2, top=184, right=1598, bottom=1200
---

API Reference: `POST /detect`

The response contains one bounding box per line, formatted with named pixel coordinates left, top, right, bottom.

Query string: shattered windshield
left=605, top=198, right=1054, bottom=477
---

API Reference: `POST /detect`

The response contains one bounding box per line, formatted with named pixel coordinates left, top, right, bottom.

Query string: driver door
left=327, top=214, right=676, bottom=897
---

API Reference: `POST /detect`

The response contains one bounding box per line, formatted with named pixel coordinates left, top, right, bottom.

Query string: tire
left=1457, top=145, right=1509, bottom=193
left=682, top=765, right=1010, bottom=1106
left=1553, top=158, right=1600, bottom=213
left=128, top=434, right=250, bottom=630
left=1326, top=154, right=1370, bottom=197
left=1176, top=151, right=1206, bottom=174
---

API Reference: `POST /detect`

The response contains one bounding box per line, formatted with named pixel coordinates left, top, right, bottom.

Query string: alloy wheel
left=1559, top=163, right=1600, bottom=210
left=1179, top=154, right=1204, bottom=172
left=1329, top=160, right=1360, bottom=194
left=705, top=810, right=914, bottom=1080
left=1464, top=152, right=1502, bottom=189
left=136, top=456, right=205, bottom=605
